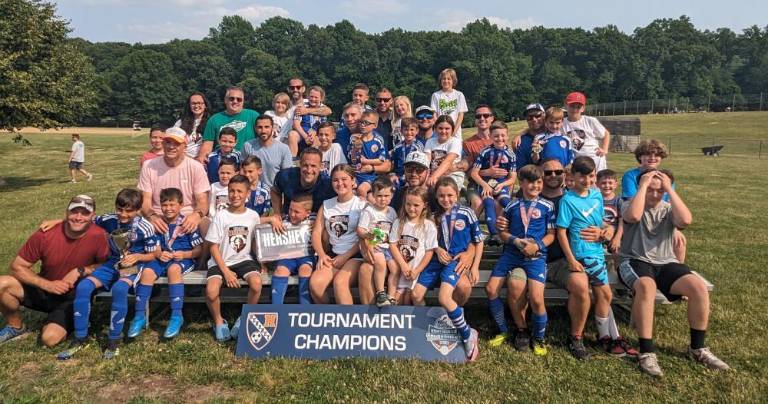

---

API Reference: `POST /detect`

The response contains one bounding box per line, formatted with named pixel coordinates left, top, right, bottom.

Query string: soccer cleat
left=532, top=339, right=548, bottom=356
left=599, top=336, right=626, bottom=357
left=102, top=340, right=120, bottom=360
left=639, top=352, right=664, bottom=377
left=513, top=329, right=531, bottom=352
left=126, top=316, right=147, bottom=338
left=614, top=337, right=639, bottom=357
left=230, top=317, right=241, bottom=341
left=0, top=325, right=27, bottom=344
left=688, top=347, right=730, bottom=370
left=568, top=336, right=592, bottom=360
left=488, top=332, right=510, bottom=348
left=464, top=328, right=480, bottom=362
left=163, top=315, right=184, bottom=339
left=375, top=291, right=391, bottom=307
left=57, top=339, right=89, bottom=360
left=213, top=321, right=230, bottom=342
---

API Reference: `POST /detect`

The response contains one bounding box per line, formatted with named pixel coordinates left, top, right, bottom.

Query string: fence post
left=668, top=137, right=672, bottom=154
left=759, top=140, right=763, bottom=160
left=650, top=99, right=654, bottom=114
left=732, top=94, right=736, bottom=111
left=636, top=100, right=640, bottom=114
left=707, top=95, right=711, bottom=112
left=760, top=92, right=764, bottom=111
left=623, top=100, right=627, bottom=115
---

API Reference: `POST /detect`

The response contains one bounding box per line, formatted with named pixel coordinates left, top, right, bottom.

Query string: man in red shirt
left=0, top=195, right=109, bottom=347
left=459, top=104, right=497, bottom=213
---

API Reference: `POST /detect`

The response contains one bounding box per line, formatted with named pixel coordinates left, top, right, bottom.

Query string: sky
left=56, top=0, right=768, bottom=44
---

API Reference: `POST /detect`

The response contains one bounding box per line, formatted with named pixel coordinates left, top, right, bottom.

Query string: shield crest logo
left=424, top=308, right=461, bottom=356
left=246, top=312, right=279, bottom=351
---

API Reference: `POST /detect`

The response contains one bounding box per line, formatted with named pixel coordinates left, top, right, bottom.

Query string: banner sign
left=235, top=304, right=467, bottom=363
left=252, top=223, right=312, bottom=262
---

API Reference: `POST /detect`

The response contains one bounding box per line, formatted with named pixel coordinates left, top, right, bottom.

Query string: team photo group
left=0, top=69, right=729, bottom=376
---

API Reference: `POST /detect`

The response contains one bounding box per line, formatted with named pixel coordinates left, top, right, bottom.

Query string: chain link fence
left=586, top=93, right=768, bottom=116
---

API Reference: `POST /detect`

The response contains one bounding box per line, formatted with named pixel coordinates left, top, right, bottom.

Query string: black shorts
left=68, top=161, right=83, bottom=170
left=617, top=258, right=692, bottom=302
left=21, top=285, right=75, bottom=331
left=206, top=260, right=260, bottom=282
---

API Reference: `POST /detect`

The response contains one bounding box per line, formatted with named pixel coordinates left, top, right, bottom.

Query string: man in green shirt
left=197, top=86, right=260, bottom=162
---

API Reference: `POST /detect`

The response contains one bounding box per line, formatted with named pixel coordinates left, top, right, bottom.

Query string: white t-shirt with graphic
left=389, top=218, right=438, bottom=289
left=71, top=140, right=85, bottom=162
left=209, top=181, right=229, bottom=218
left=424, top=136, right=465, bottom=189
left=174, top=118, right=203, bottom=158
left=264, top=110, right=291, bottom=142
left=358, top=205, right=397, bottom=250
left=562, top=115, right=608, bottom=171
left=321, top=143, right=348, bottom=175
left=323, top=196, right=366, bottom=256
left=430, top=89, right=468, bottom=138
left=205, top=208, right=260, bottom=268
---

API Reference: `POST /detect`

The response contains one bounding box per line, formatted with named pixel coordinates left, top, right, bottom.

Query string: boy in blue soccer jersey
left=127, top=188, right=203, bottom=340
left=287, top=86, right=328, bottom=157
left=557, top=156, right=616, bottom=359
left=469, top=120, right=517, bottom=243
left=241, top=156, right=271, bottom=216
left=486, top=165, right=555, bottom=355
left=349, top=110, right=389, bottom=198
left=265, top=194, right=316, bottom=304
left=411, top=177, right=484, bottom=361
left=206, top=127, right=242, bottom=184
left=532, top=107, right=573, bottom=168
left=49, top=189, right=158, bottom=360
left=389, top=118, right=424, bottom=186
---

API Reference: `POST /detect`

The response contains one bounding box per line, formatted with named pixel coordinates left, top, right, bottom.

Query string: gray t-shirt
left=242, top=139, right=293, bottom=190
left=619, top=201, right=678, bottom=265
left=71, top=140, right=85, bottom=162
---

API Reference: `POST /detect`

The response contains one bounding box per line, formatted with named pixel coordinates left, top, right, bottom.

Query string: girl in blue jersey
left=411, top=177, right=483, bottom=361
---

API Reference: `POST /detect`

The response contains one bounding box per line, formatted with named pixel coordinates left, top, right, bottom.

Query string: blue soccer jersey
left=537, top=133, right=573, bottom=167
left=246, top=181, right=272, bottom=215
left=206, top=149, right=242, bottom=184
left=295, top=102, right=327, bottom=133
left=94, top=214, right=158, bottom=259
left=390, top=139, right=425, bottom=178
left=556, top=188, right=605, bottom=260
left=474, top=145, right=517, bottom=182
left=349, top=134, right=387, bottom=183
left=515, top=132, right=536, bottom=168
left=157, top=216, right=204, bottom=252
left=502, top=197, right=556, bottom=257
left=435, top=204, right=484, bottom=257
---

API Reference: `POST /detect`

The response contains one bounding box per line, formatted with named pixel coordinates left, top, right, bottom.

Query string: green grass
left=2, top=112, right=768, bottom=402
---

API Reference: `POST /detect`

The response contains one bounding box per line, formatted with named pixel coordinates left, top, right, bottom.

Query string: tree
left=0, top=0, right=97, bottom=131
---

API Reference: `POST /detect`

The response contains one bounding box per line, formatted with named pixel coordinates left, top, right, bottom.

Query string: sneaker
left=614, top=337, right=639, bottom=357
left=213, top=321, right=230, bottom=342
left=375, top=291, right=391, bottom=307
left=70, top=179, right=77, bottom=183
left=599, top=336, right=626, bottom=357
left=488, top=332, right=510, bottom=348
left=0, top=325, right=27, bottom=344
left=86, top=174, right=93, bottom=181
left=532, top=339, right=548, bottom=356
left=163, top=315, right=184, bottom=339
left=102, top=340, right=120, bottom=360
left=57, top=338, right=89, bottom=360
left=126, top=316, right=147, bottom=338
left=638, top=352, right=664, bottom=377
left=230, top=316, right=241, bottom=340
left=463, top=328, right=479, bottom=362
left=568, top=336, right=592, bottom=360
left=513, top=329, right=530, bottom=352
left=688, top=347, right=730, bottom=370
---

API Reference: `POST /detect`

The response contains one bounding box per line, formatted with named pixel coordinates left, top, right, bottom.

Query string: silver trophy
left=110, top=228, right=138, bottom=276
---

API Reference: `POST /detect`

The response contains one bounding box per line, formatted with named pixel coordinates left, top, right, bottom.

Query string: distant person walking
left=68, top=134, right=92, bottom=183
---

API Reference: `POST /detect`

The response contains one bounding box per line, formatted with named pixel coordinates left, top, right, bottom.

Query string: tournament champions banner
left=235, top=305, right=468, bottom=363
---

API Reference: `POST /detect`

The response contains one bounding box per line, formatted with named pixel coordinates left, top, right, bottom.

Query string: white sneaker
left=86, top=174, right=93, bottom=181
left=464, top=328, right=479, bottom=362
left=689, top=347, right=730, bottom=370
left=638, top=352, right=664, bottom=377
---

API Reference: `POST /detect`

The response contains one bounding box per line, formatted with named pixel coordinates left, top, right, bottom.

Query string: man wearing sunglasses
left=460, top=104, right=496, bottom=214
left=512, top=103, right=547, bottom=168
left=286, top=77, right=332, bottom=137
left=198, top=86, right=260, bottom=163
left=414, top=105, right=436, bottom=142
left=375, top=88, right=394, bottom=150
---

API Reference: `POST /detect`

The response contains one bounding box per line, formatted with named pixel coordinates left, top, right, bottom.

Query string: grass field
left=1, top=112, right=768, bottom=402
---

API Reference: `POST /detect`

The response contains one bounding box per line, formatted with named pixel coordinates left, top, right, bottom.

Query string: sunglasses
left=526, top=113, right=543, bottom=121
left=405, top=165, right=427, bottom=173
left=475, top=113, right=493, bottom=119
left=377, top=97, right=392, bottom=103
left=288, top=85, right=303, bottom=90
left=227, top=97, right=243, bottom=102
left=416, top=113, right=434, bottom=120
left=360, top=120, right=375, bottom=126
left=544, top=169, right=564, bottom=176
left=69, top=196, right=94, bottom=205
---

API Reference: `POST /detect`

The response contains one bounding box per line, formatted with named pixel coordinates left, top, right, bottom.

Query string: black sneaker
left=568, top=336, right=592, bottom=360
left=375, top=291, right=391, bottom=307
left=514, top=329, right=530, bottom=352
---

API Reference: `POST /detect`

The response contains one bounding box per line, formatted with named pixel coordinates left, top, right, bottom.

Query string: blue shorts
left=417, top=259, right=461, bottom=289
left=491, top=252, right=547, bottom=283
left=275, top=256, right=316, bottom=275
left=90, top=261, right=144, bottom=291
left=355, top=173, right=376, bottom=186
left=141, top=259, right=196, bottom=278
left=375, top=247, right=392, bottom=261
left=578, top=255, right=609, bottom=286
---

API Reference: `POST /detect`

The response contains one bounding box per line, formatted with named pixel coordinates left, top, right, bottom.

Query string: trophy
left=110, top=228, right=138, bottom=276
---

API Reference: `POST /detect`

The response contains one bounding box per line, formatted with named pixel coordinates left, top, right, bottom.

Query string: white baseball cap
left=68, top=194, right=95, bottom=213
left=164, top=127, right=187, bottom=144
left=404, top=151, right=429, bottom=169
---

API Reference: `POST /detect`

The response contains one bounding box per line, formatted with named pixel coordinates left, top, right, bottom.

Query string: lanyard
left=441, top=204, right=459, bottom=250
left=164, top=216, right=184, bottom=252
left=519, top=198, right=537, bottom=239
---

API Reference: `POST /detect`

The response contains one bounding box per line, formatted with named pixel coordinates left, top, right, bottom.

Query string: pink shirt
left=137, top=156, right=209, bottom=216
left=139, top=150, right=163, bottom=168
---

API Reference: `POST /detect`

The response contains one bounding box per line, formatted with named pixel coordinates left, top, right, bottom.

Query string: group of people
left=0, top=71, right=729, bottom=376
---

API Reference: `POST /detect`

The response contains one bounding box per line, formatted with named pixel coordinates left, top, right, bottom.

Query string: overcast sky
left=56, top=0, right=768, bottom=44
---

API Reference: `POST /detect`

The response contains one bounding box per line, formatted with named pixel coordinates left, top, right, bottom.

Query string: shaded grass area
left=2, top=115, right=768, bottom=402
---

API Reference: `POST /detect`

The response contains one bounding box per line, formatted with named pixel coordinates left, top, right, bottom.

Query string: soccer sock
left=168, top=283, right=184, bottom=317
left=109, top=281, right=130, bottom=340
left=690, top=328, right=707, bottom=350
left=298, top=276, right=311, bottom=305
left=73, top=278, right=96, bottom=339
left=532, top=312, right=548, bottom=340
left=271, top=276, right=289, bottom=304
left=447, top=307, right=471, bottom=341
left=488, top=297, right=508, bottom=334
left=639, top=338, right=654, bottom=353
left=483, top=197, right=498, bottom=235
left=607, top=307, right=621, bottom=339
left=595, top=315, right=611, bottom=339
left=134, top=284, right=153, bottom=318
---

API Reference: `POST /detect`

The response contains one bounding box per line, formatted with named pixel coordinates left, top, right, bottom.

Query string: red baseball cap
left=565, top=92, right=587, bottom=106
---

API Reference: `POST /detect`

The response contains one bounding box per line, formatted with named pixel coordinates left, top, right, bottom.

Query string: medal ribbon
left=164, top=215, right=185, bottom=252
left=441, top=204, right=459, bottom=250
left=519, top=198, right=537, bottom=239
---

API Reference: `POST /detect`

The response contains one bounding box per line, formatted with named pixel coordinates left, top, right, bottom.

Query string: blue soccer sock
left=448, top=307, right=471, bottom=341
left=134, top=283, right=153, bottom=318
left=488, top=297, right=508, bottom=334
left=271, top=276, right=289, bottom=304
left=109, top=281, right=130, bottom=341
left=73, top=278, right=96, bottom=339
left=532, top=312, right=548, bottom=340
left=168, top=283, right=184, bottom=317
left=483, top=197, right=498, bottom=235
left=298, top=276, right=311, bottom=304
